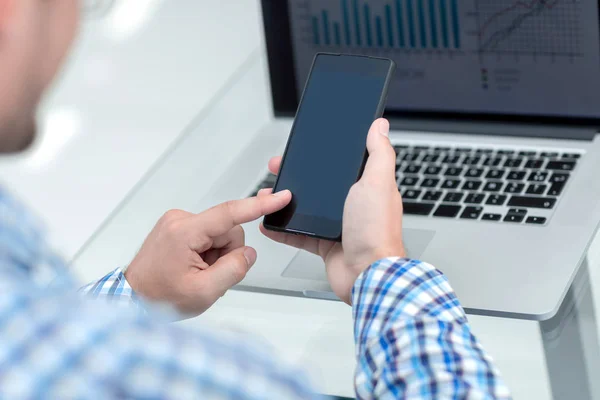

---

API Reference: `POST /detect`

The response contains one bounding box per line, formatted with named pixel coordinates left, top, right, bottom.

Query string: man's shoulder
left=0, top=285, right=314, bottom=398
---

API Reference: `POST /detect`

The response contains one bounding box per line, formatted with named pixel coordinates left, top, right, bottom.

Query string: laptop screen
left=283, top=0, right=600, bottom=120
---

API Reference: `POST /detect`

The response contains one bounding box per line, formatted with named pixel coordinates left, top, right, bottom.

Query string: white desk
left=70, top=53, right=600, bottom=399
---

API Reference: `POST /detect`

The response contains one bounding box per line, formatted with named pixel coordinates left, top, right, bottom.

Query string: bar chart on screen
left=302, top=0, right=463, bottom=52
left=294, top=0, right=585, bottom=60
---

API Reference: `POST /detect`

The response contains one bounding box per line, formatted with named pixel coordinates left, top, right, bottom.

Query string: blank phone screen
left=265, top=54, right=393, bottom=239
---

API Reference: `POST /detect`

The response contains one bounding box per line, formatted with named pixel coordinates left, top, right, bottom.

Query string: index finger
left=192, top=190, right=292, bottom=238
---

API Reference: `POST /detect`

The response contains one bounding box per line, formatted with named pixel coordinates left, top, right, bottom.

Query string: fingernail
left=244, top=248, right=257, bottom=267
left=274, top=189, right=290, bottom=198
left=379, top=119, right=390, bottom=137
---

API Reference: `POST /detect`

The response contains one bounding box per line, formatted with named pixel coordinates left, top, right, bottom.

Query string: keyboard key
left=441, top=179, right=461, bottom=189
left=519, top=151, right=537, bottom=156
left=504, top=214, right=525, bottom=223
left=423, top=191, right=443, bottom=201
left=528, top=171, right=548, bottom=182
left=464, top=193, right=485, bottom=204
left=486, top=169, right=505, bottom=180
left=424, top=166, right=442, bottom=175
left=504, top=158, right=523, bottom=168
left=507, top=208, right=527, bottom=216
left=400, top=177, right=420, bottom=187
left=455, top=147, right=471, bottom=153
left=444, top=192, right=464, bottom=203
left=403, top=154, right=419, bottom=162
left=462, top=180, right=482, bottom=191
left=421, top=178, right=440, bottom=188
left=463, top=156, right=481, bottom=165
left=526, top=184, right=547, bottom=195
left=482, top=213, right=502, bottom=221
left=403, top=189, right=422, bottom=200
left=461, top=206, right=483, bottom=220
left=497, top=150, right=515, bottom=155
left=486, top=194, right=507, bottom=206
left=434, top=146, right=451, bottom=152
left=403, top=202, right=435, bottom=216
left=465, top=168, right=484, bottom=178
left=483, top=157, right=502, bottom=167
left=524, top=159, right=544, bottom=169
left=550, top=173, right=570, bottom=183
left=422, top=154, right=439, bottom=163
left=526, top=216, right=547, bottom=224
left=505, top=183, right=524, bottom=194
left=541, top=151, right=559, bottom=158
left=508, top=196, right=557, bottom=209
left=475, top=149, right=494, bottom=154
left=562, top=153, right=581, bottom=159
left=507, top=171, right=526, bottom=181
left=414, top=145, right=431, bottom=151
left=483, top=181, right=503, bottom=192
left=444, top=167, right=463, bottom=176
left=403, top=165, right=422, bottom=174
left=443, top=155, right=461, bottom=164
left=546, top=160, right=576, bottom=171
left=548, top=182, right=566, bottom=196
left=434, top=204, right=462, bottom=218
left=394, top=144, right=409, bottom=150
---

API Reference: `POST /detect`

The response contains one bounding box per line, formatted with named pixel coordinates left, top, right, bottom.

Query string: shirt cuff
left=79, top=267, right=141, bottom=309
left=352, top=257, right=468, bottom=338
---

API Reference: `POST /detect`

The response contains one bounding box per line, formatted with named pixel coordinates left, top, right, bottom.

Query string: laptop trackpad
left=282, top=228, right=436, bottom=282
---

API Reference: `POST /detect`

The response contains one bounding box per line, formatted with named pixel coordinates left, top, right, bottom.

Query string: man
left=0, top=0, right=511, bottom=398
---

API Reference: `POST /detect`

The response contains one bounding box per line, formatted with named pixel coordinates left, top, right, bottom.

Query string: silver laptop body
left=202, top=1, right=600, bottom=320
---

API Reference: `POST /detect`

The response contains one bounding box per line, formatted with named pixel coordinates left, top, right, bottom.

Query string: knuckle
left=160, top=210, right=185, bottom=233
left=162, top=209, right=183, bottom=222
left=222, top=201, right=237, bottom=219
left=164, top=220, right=183, bottom=236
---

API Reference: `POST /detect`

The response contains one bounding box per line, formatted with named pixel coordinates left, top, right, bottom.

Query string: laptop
left=208, top=0, right=600, bottom=319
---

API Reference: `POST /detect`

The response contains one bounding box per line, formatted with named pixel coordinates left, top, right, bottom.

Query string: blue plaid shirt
left=0, top=187, right=511, bottom=399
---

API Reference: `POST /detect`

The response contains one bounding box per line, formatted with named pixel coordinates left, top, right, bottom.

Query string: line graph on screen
left=475, top=0, right=583, bottom=57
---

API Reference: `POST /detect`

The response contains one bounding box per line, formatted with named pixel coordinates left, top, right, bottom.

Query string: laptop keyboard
left=394, top=144, right=581, bottom=224
left=249, top=144, right=582, bottom=226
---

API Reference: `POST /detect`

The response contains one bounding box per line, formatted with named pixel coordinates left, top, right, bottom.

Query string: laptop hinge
left=389, top=118, right=597, bottom=141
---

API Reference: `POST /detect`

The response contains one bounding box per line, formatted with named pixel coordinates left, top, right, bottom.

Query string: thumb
left=362, top=118, right=396, bottom=184
left=203, top=246, right=257, bottom=299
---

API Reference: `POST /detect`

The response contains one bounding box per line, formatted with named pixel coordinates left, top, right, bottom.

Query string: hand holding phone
left=261, top=119, right=406, bottom=304
left=263, top=53, right=396, bottom=241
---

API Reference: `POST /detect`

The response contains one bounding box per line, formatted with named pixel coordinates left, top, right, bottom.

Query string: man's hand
left=125, top=191, right=292, bottom=317
left=260, top=119, right=405, bottom=304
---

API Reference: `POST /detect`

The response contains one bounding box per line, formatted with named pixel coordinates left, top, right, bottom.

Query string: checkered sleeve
left=352, top=257, right=512, bottom=399
left=79, top=267, right=141, bottom=309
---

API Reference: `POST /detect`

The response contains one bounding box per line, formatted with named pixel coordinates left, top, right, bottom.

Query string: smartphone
left=263, top=53, right=396, bottom=241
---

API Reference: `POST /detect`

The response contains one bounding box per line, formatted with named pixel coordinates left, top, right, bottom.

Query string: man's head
left=0, top=0, right=79, bottom=153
